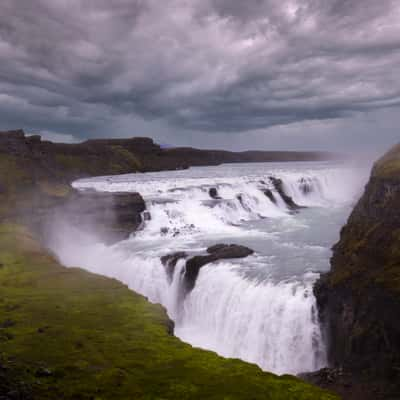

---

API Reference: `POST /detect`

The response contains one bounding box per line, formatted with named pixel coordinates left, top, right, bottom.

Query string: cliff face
left=315, top=143, right=400, bottom=387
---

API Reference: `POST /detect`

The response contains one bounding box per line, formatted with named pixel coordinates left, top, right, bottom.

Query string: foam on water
left=50, top=161, right=368, bottom=375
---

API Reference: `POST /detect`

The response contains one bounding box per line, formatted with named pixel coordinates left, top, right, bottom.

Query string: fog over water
left=48, top=161, right=370, bottom=375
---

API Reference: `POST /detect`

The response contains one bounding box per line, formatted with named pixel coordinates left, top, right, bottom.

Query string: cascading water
left=49, top=161, right=369, bottom=375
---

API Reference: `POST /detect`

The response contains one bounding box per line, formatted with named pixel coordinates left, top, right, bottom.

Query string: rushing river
left=49, top=161, right=369, bottom=375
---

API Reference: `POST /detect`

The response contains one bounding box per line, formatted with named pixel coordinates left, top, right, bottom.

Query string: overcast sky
left=1, top=0, right=399, bottom=153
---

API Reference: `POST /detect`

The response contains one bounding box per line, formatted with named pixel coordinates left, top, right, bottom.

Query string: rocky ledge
left=312, top=143, right=400, bottom=399
left=161, top=244, right=254, bottom=292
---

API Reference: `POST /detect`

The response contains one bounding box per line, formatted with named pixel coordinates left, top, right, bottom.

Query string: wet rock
left=269, top=176, right=301, bottom=210
left=236, top=194, right=251, bottom=212
left=184, top=244, right=254, bottom=292
left=166, top=318, right=175, bottom=336
left=209, top=187, right=221, bottom=199
left=299, top=178, right=312, bottom=195
left=160, top=252, right=187, bottom=283
left=262, top=189, right=276, bottom=204
left=207, top=244, right=254, bottom=258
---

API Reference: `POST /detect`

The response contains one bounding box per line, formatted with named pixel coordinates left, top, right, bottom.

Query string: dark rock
left=313, top=142, right=400, bottom=399
left=209, top=188, right=221, bottom=199
left=206, top=244, right=254, bottom=258
left=166, top=319, right=175, bottom=336
left=160, top=252, right=187, bottom=283
left=262, top=189, right=276, bottom=204
left=236, top=194, right=251, bottom=212
left=269, top=176, right=301, bottom=210
left=184, top=244, right=254, bottom=292
left=48, top=190, right=147, bottom=244
left=160, top=227, right=169, bottom=235
left=143, top=211, right=151, bottom=221
left=299, top=178, right=312, bottom=195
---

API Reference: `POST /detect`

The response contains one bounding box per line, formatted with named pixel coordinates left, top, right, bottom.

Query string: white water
left=49, top=161, right=369, bottom=375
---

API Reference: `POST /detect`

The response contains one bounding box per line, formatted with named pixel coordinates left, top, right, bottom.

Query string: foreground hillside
left=314, top=143, right=400, bottom=399
left=0, top=224, right=338, bottom=399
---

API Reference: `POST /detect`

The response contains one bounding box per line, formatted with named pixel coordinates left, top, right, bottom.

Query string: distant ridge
left=0, top=129, right=338, bottom=182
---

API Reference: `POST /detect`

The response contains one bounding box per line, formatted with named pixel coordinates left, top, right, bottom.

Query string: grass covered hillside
left=0, top=224, right=338, bottom=399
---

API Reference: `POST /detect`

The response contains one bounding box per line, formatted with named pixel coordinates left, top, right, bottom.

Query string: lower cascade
left=48, top=162, right=368, bottom=375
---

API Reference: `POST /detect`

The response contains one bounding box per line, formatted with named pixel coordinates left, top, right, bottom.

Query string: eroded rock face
left=35, top=190, right=146, bottom=244
left=314, top=143, right=400, bottom=395
left=64, top=190, right=146, bottom=243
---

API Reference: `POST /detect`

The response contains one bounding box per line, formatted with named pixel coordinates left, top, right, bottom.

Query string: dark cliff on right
left=314, top=143, right=400, bottom=399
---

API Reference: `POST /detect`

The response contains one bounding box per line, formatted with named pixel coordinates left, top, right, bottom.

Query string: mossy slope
left=0, top=224, right=338, bottom=400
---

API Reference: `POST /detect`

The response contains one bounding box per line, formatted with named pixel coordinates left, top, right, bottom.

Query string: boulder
left=207, top=244, right=254, bottom=258
left=209, top=187, right=221, bottom=199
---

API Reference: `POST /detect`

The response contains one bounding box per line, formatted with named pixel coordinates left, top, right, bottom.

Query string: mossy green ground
left=372, top=143, right=400, bottom=179
left=0, top=224, right=339, bottom=400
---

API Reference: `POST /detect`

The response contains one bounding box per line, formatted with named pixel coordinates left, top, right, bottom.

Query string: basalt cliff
left=314, top=143, right=400, bottom=399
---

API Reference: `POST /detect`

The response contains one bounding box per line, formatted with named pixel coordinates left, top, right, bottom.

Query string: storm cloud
left=0, top=0, right=399, bottom=149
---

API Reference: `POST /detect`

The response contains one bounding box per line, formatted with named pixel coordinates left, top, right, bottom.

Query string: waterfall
left=50, top=162, right=367, bottom=375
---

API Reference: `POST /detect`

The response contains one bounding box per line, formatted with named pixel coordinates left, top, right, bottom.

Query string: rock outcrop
left=185, top=244, right=254, bottom=291
left=160, top=244, right=254, bottom=292
left=269, top=176, right=302, bottom=210
left=52, top=190, right=147, bottom=243
left=314, top=143, right=400, bottom=398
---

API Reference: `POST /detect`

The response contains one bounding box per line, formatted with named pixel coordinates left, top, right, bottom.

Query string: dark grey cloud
left=0, top=0, right=399, bottom=148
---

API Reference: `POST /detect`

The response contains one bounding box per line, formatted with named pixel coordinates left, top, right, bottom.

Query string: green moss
left=54, top=154, right=89, bottom=175
left=54, top=148, right=142, bottom=178
left=38, top=181, right=72, bottom=197
left=110, top=145, right=142, bottom=171
left=0, top=223, right=339, bottom=400
left=372, top=143, right=400, bottom=179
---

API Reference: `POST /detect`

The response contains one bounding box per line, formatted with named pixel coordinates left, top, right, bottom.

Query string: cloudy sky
left=1, top=0, right=399, bottom=153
